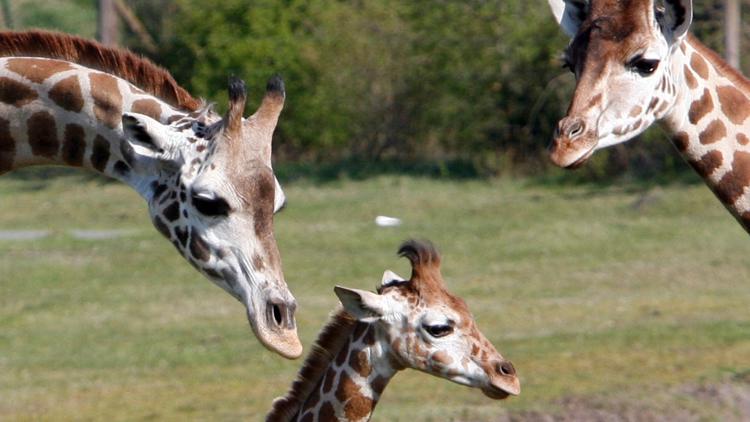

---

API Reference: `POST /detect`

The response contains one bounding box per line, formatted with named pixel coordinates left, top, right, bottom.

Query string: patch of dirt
left=506, top=377, right=750, bottom=422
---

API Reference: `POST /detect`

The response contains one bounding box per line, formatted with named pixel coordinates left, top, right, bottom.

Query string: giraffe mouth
left=482, top=385, right=513, bottom=400
left=563, top=145, right=596, bottom=169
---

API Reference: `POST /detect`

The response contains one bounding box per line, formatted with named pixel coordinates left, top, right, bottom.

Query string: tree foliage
left=16, top=0, right=750, bottom=178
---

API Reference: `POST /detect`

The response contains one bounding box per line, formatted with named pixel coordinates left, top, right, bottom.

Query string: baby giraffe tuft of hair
left=267, top=239, right=519, bottom=422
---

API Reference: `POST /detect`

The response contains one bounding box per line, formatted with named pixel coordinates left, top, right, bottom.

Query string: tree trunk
left=0, top=0, right=13, bottom=29
left=725, top=0, right=741, bottom=69
left=98, top=0, right=120, bottom=46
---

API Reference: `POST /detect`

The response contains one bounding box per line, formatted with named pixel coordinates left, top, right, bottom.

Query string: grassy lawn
left=1, top=169, right=748, bottom=420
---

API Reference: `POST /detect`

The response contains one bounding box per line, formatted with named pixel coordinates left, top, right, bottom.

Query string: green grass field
left=1, top=169, right=749, bottom=421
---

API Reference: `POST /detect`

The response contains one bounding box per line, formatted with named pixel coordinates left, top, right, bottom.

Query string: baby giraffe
left=266, top=240, right=520, bottom=422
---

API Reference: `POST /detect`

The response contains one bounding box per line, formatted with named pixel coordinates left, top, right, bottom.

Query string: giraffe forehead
left=569, top=0, right=658, bottom=64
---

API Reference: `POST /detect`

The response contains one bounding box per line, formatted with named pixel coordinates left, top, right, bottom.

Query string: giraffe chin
left=481, top=385, right=512, bottom=400
left=562, top=146, right=596, bottom=169
left=247, top=310, right=303, bottom=360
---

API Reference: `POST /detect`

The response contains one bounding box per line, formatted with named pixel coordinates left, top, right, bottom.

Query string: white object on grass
left=375, top=215, right=402, bottom=227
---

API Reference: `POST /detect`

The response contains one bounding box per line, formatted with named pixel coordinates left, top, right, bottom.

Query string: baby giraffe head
left=118, top=76, right=300, bottom=359
left=335, top=240, right=520, bottom=399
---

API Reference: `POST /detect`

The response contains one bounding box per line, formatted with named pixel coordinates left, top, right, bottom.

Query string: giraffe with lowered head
left=0, top=31, right=301, bottom=358
left=266, top=240, right=520, bottom=422
left=548, top=0, right=750, bottom=233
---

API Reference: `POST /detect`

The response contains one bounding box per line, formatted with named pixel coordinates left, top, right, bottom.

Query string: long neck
left=0, top=57, right=185, bottom=187
left=663, top=35, right=750, bottom=231
left=294, top=322, right=399, bottom=422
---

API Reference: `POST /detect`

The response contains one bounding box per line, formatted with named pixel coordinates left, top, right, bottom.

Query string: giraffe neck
left=294, top=322, right=400, bottom=422
left=0, top=56, right=186, bottom=194
left=662, top=35, right=750, bottom=231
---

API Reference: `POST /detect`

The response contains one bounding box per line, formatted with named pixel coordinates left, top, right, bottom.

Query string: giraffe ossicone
left=266, top=240, right=519, bottom=422
left=0, top=31, right=301, bottom=358
left=548, top=0, right=750, bottom=233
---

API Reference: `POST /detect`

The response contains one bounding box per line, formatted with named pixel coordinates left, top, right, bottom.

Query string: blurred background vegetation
left=1, top=0, right=748, bottom=181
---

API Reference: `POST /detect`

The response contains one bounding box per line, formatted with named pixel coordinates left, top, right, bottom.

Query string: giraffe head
left=119, top=76, right=301, bottom=359
left=547, top=0, right=692, bottom=168
left=335, top=240, right=520, bottom=399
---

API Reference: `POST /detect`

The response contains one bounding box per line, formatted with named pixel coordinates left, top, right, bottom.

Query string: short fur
left=0, top=30, right=200, bottom=111
left=266, top=308, right=357, bottom=422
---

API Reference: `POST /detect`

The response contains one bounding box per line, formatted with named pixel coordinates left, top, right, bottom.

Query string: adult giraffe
left=266, top=240, right=519, bottom=422
left=0, top=30, right=302, bottom=358
left=548, top=0, right=750, bottom=233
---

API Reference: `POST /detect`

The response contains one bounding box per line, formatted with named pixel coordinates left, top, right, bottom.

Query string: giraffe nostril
left=567, top=120, right=584, bottom=138
left=266, top=298, right=297, bottom=329
left=497, top=361, right=516, bottom=376
left=272, top=303, right=283, bottom=326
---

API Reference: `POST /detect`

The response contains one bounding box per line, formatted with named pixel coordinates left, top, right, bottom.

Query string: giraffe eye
left=424, top=324, right=454, bottom=338
left=192, top=193, right=231, bottom=217
left=629, top=57, right=659, bottom=76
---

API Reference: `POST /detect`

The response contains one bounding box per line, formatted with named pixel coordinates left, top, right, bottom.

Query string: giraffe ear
left=122, top=113, right=179, bottom=157
left=659, top=0, right=692, bottom=42
left=335, top=286, right=388, bottom=322
left=121, top=113, right=182, bottom=169
left=381, top=270, right=405, bottom=286
left=548, top=0, right=588, bottom=38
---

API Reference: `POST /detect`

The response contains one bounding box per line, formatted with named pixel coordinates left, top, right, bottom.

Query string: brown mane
left=687, top=34, right=750, bottom=94
left=0, top=30, right=200, bottom=111
left=266, top=308, right=357, bottom=422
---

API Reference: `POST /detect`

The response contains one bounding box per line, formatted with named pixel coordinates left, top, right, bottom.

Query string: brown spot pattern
left=27, top=111, right=59, bottom=158
left=689, top=150, right=723, bottom=178
left=699, top=120, right=727, bottom=145
left=90, top=135, right=110, bottom=172
left=349, top=350, right=372, bottom=377
left=688, top=89, right=713, bottom=124
left=319, top=402, right=336, bottom=421
left=431, top=351, right=454, bottom=367
left=252, top=172, right=276, bottom=237
left=672, top=131, right=690, bottom=152
left=716, top=86, right=750, bottom=124
left=6, top=58, right=73, bottom=84
left=174, top=226, right=188, bottom=247
left=90, top=72, right=122, bottom=129
left=132, top=98, right=163, bottom=121
left=0, top=117, right=15, bottom=173
left=690, top=53, right=709, bottom=79
left=738, top=133, right=749, bottom=145
left=587, top=93, right=602, bottom=109
left=48, top=75, right=84, bottom=112
left=0, top=77, right=38, bottom=106
left=153, top=216, right=170, bottom=238
left=684, top=67, right=697, bottom=89
left=323, top=367, right=337, bottom=394
left=163, top=201, right=180, bottom=222
left=717, top=151, right=750, bottom=204
left=336, top=372, right=373, bottom=421
left=189, top=230, right=211, bottom=261
left=62, top=123, right=86, bottom=166
left=629, top=106, right=642, bottom=117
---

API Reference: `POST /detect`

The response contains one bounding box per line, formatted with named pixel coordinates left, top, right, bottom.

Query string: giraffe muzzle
left=482, top=359, right=520, bottom=399
left=549, top=116, right=598, bottom=169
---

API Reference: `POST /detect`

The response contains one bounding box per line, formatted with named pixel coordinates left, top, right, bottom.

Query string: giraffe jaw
left=482, top=376, right=521, bottom=400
